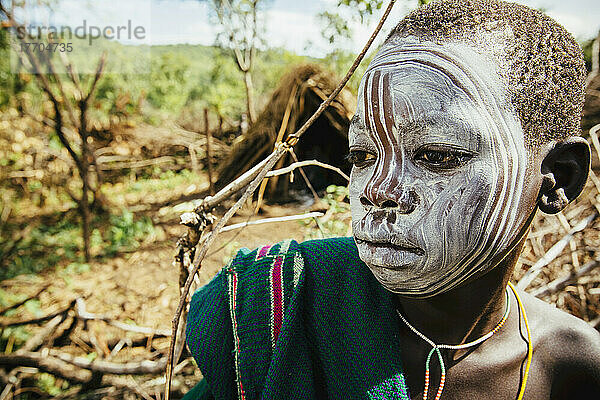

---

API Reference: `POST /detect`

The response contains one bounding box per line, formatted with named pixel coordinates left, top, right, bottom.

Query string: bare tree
left=202, top=0, right=266, bottom=125
left=0, top=2, right=107, bottom=262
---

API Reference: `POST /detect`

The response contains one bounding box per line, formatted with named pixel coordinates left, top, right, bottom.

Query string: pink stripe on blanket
left=257, top=244, right=272, bottom=259
left=271, top=255, right=284, bottom=346
left=229, top=271, right=247, bottom=400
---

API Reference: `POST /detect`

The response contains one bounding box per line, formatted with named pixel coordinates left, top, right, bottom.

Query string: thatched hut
left=215, top=64, right=356, bottom=201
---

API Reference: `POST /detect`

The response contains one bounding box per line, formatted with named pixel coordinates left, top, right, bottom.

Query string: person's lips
left=355, top=237, right=424, bottom=256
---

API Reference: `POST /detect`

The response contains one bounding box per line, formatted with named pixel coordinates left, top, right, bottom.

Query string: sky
left=20, top=0, right=600, bottom=57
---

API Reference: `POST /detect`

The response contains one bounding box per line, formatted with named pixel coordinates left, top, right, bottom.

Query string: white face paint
left=348, top=37, right=540, bottom=297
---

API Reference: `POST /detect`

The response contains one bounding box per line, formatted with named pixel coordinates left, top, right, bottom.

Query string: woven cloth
left=185, top=237, right=410, bottom=400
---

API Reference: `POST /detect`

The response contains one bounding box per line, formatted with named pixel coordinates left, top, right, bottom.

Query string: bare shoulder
left=518, top=289, right=600, bottom=397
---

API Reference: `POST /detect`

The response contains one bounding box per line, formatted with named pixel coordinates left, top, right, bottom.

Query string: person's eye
left=346, top=150, right=376, bottom=167
left=414, top=146, right=473, bottom=170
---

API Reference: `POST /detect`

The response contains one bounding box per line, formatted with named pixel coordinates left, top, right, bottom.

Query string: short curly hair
left=386, top=0, right=587, bottom=146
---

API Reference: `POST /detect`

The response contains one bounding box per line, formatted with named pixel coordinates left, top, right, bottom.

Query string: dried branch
left=588, top=124, right=600, bottom=166
left=199, top=155, right=273, bottom=210
left=20, top=314, right=65, bottom=352
left=0, top=299, right=76, bottom=328
left=53, top=351, right=167, bottom=375
left=164, top=2, right=397, bottom=397
left=84, top=54, right=107, bottom=104
left=204, top=108, right=215, bottom=195
left=0, top=369, right=20, bottom=400
left=45, top=55, right=80, bottom=129
left=266, top=158, right=350, bottom=182
left=218, top=211, right=324, bottom=233
left=59, top=51, right=83, bottom=95
left=0, top=284, right=49, bottom=315
left=1, top=8, right=85, bottom=173
left=288, top=150, right=322, bottom=204
left=195, top=149, right=349, bottom=214
left=0, top=351, right=170, bottom=388
left=98, top=156, right=176, bottom=171
left=256, top=81, right=300, bottom=209
left=74, top=298, right=171, bottom=337
left=531, top=259, right=600, bottom=298
left=0, top=352, right=93, bottom=383
left=517, top=213, right=597, bottom=290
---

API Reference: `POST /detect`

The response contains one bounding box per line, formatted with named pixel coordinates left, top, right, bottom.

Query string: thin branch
left=266, top=159, right=350, bottom=181
left=198, top=155, right=273, bottom=209
left=218, top=211, right=324, bottom=233
left=0, top=284, right=49, bottom=315
left=531, top=259, right=600, bottom=298
left=58, top=50, right=83, bottom=98
left=19, top=315, right=65, bottom=353
left=75, top=298, right=171, bottom=337
left=84, top=53, right=107, bottom=104
left=98, top=156, right=175, bottom=171
left=0, top=352, right=93, bottom=383
left=289, top=149, right=321, bottom=203
left=51, top=97, right=85, bottom=173
left=53, top=351, right=167, bottom=375
left=196, top=153, right=349, bottom=214
left=45, top=56, right=80, bottom=129
left=517, top=212, right=598, bottom=290
left=0, top=299, right=76, bottom=328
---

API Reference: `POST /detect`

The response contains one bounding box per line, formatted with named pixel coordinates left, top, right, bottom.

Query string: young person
left=185, top=1, right=600, bottom=398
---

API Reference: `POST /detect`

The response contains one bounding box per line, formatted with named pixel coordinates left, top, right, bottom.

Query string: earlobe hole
left=553, top=159, right=580, bottom=197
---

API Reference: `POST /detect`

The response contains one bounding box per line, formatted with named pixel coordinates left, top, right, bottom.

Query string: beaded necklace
left=396, top=287, right=511, bottom=400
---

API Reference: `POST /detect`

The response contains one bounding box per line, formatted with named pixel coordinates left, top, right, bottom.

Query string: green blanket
left=185, top=237, right=410, bottom=399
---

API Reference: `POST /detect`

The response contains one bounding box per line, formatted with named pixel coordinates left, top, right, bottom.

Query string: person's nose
left=360, top=170, right=419, bottom=214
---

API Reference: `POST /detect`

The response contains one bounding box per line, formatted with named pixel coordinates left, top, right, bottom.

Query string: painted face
left=348, top=38, right=542, bottom=297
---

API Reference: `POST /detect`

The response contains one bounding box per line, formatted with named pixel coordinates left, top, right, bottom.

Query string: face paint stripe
left=363, top=71, right=385, bottom=206
left=378, top=72, right=400, bottom=197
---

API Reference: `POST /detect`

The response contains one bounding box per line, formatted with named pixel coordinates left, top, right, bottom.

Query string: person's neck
left=394, top=243, right=523, bottom=349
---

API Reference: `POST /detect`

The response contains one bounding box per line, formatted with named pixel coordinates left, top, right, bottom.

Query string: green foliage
left=1, top=325, right=31, bottom=350
left=338, top=0, right=384, bottom=22
left=321, top=49, right=374, bottom=94
left=318, top=11, right=354, bottom=44
left=146, top=52, right=192, bottom=114
left=222, top=241, right=242, bottom=265
left=0, top=210, right=154, bottom=280
left=0, top=28, right=13, bottom=108
left=56, top=262, right=90, bottom=286
left=0, top=217, right=82, bottom=280
left=303, top=185, right=351, bottom=240
left=36, top=373, right=66, bottom=397
left=193, top=49, right=247, bottom=116
left=582, top=38, right=596, bottom=73
left=323, top=185, right=351, bottom=215
left=118, top=168, right=203, bottom=194
left=104, top=210, right=154, bottom=256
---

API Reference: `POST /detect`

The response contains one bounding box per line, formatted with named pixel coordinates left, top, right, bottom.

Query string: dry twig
left=517, top=213, right=598, bottom=289
left=0, top=284, right=50, bottom=315
left=531, top=259, right=600, bottom=298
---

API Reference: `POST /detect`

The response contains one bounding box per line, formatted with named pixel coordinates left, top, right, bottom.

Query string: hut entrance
left=216, top=64, right=356, bottom=202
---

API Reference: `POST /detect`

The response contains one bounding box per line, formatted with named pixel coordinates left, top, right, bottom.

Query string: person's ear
left=538, top=137, right=590, bottom=214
